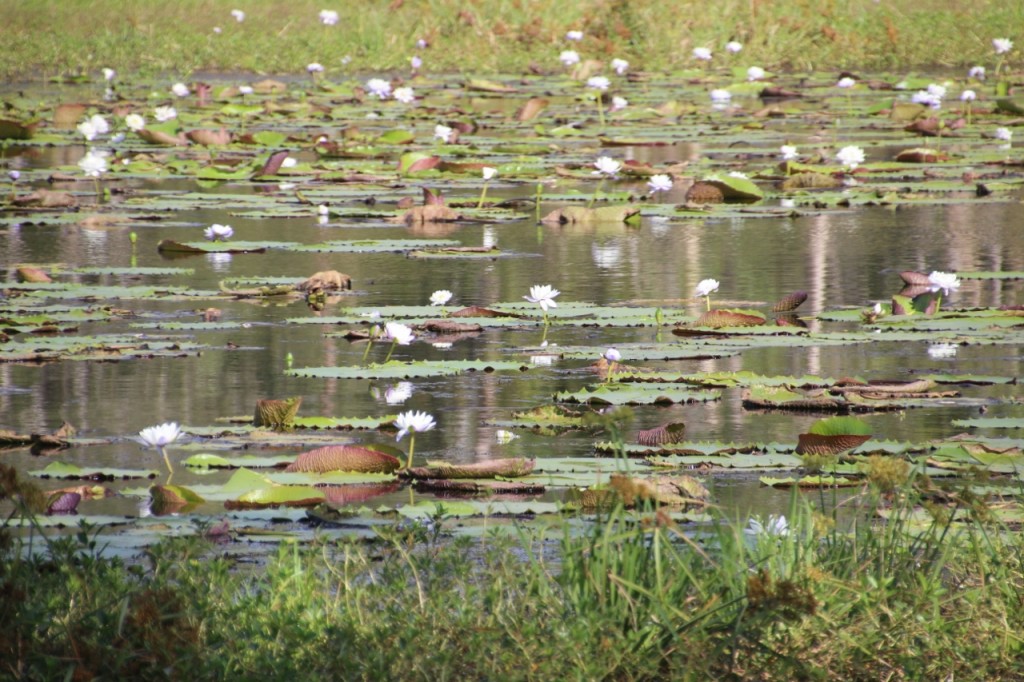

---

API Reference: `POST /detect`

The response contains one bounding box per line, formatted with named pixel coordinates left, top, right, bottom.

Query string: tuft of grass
left=4, top=462, right=1024, bottom=679
left=3, top=0, right=1024, bottom=80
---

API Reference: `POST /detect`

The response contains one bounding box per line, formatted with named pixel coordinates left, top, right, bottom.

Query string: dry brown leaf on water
left=401, top=458, right=536, bottom=480
left=296, top=270, right=352, bottom=292
left=12, top=189, right=77, bottom=208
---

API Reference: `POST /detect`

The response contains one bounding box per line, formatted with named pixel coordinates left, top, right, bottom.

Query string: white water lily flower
left=495, top=429, right=519, bottom=444
left=927, top=83, right=947, bottom=99
left=280, top=157, right=297, bottom=168
left=482, top=166, right=497, bottom=181
left=203, top=223, right=234, bottom=241
left=434, top=124, right=453, bottom=143
left=709, top=88, right=731, bottom=103
left=565, top=30, right=583, bottom=41
left=384, top=382, right=414, bottom=405
left=611, top=96, right=628, bottom=111
left=780, top=144, right=798, bottom=160
left=587, top=76, right=610, bottom=91
left=416, top=38, right=428, bottom=49
left=171, top=82, right=189, bottom=97
left=77, top=119, right=99, bottom=141
left=911, top=91, right=942, bottom=108
left=927, top=343, right=959, bottom=359
left=725, top=40, right=743, bottom=53
left=960, top=90, right=977, bottom=102
left=647, top=174, right=673, bottom=193
left=317, top=204, right=329, bottom=216
left=366, top=78, right=392, bottom=99
left=307, top=62, right=324, bottom=73
left=968, top=65, right=986, bottom=80
left=692, top=47, right=712, bottom=61
left=728, top=171, right=748, bottom=179
left=78, top=149, right=108, bottom=177
left=154, top=105, right=177, bottom=122
left=102, top=67, right=116, bottom=81
left=604, top=348, right=622, bottom=362
left=411, top=56, right=423, bottom=70
left=927, top=271, right=960, bottom=296
left=837, top=77, right=856, bottom=88
left=995, top=127, right=1013, bottom=141
left=230, top=8, right=245, bottom=21
left=592, top=156, right=621, bottom=176
left=319, top=9, right=339, bottom=25
left=524, top=284, right=560, bottom=312
left=9, top=170, right=20, bottom=181
left=746, top=515, right=789, bottom=537
left=559, top=49, right=580, bottom=66
left=836, top=145, right=865, bottom=169
left=238, top=85, right=253, bottom=95
left=430, top=289, right=453, bottom=306
left=695, top=278, right=720, bottom=298
left=394, top=410, right=435, bottom=441
left=746, top=66, right=765, bottom=81
left=393, top=86, right=415, bottom=103
left=139, top=422, right=182, bottom=448
left=383, top=321, right=415, bottom=346
left=993, top=38, right=1013, bottom=54
left=611, top=58, right=629, bottom=75
left=124, top=113, right=145, bottom=131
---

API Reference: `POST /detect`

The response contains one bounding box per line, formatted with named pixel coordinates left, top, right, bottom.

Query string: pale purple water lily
left=383, top=321, right=415, bottom=346
left=410, top=55, right=423, bottom=70
left=746, top=66, right=765, bottom=81
left=780, top=145, right=798, bottom=161
left=709, top=89, right=731, bottom=103
left=968, top=65, right=986, bottom=80
left=560, top=50, right=580, bottom=66
left=611, top=58, right=629, bottom=75
left=725, top=40, right=743, bottom=54
left=692, top=47, right=712, bottom=61
left=993, top=38, right=1013, bottom=54
left=366, top=78, right=392, bottom=99
left=746, top=515, right=789, bottom=537
left=587, top=76, right=610, bottom=91
left=604, top=348, right=622, bottom=362
left=307, top=62, right=324, bottom=74
left=695, top=278, right=720, bottom=298
left=837, top=77, right=856, bottom=88
left=610, top=96, right=628, bottom=111
left=171, top=82, right=189, bottom=97
left=102, top=67, right=116, bottom=81
left=995, top=127, right=1013, bottom=141
left=139, top=421, right=182, bottom=472
left=319, top=9, right=339, bottom=25
left=565, top=30, right=583, bottom=41
left=230, top=8, right=244, bottom=21
left=960, top=90, right=977, bottom=102
left=239, top=85, right=253, bottom=95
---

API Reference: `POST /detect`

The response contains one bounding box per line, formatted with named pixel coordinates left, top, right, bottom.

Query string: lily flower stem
left=405, top=434, right=416, bottom=470
left=587, top=178, right=605, bottom=209
left=159, top=446, right=174, bottom=475
left=477, top=181, right=489, bottom=209
left=93, top=178, right=103, bottom=204
left=606, top=362, right=616, bottom=384
left=705, top=296, right=712, bottom=312
left=534, top=183, right=543, bottom=224
left=383, top=340, right=398, bottom=363
left=596, top=92, right=605, bottom=129
left=935, top=293, right=943, bottom=315
left=362, top=339, right=373, bottom=363
left=966, top=103, right=972, bottom=127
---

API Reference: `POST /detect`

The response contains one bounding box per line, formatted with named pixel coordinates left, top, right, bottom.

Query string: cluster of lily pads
left=2, top=32, right=1024, bottom=546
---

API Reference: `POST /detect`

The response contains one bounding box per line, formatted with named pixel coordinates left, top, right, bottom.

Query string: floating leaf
left=401, top=458, right=535, bottom=480
left=285, top=445, right=401, bottom=473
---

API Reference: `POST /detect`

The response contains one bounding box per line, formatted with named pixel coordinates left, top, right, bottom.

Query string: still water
left=2, top=88, right=1023, bottom=530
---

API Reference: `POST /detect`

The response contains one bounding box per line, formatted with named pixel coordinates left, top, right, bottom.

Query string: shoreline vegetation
left=4, top=462, right=1024, bottom=679
left=3, top=0, right=1024, bottom=81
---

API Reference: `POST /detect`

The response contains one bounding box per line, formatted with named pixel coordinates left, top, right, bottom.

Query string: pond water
left=1, top=72, right=1023, bottom=547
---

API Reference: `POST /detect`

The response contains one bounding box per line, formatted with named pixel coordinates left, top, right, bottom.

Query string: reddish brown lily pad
left=285, top=445, right=401, bottom=474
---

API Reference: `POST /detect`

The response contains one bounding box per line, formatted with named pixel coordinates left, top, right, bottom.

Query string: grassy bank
left=4, top=0, right=1024, bottom=81
left=3, top=465, right=1024, bottom=680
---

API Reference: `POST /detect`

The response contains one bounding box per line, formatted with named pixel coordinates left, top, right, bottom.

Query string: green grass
left=4, top=0, right=1024, bottom=80
left=4, top=462, right=1024, bottom=680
